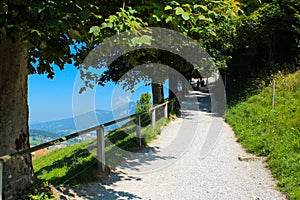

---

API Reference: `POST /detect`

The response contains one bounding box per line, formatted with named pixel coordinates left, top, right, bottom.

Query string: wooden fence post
left=152, top=109, right=156, bottom=130
left=0, top=161, right=3, bottom=200
left=136, top=115, right=142, bottom=147
left=272, top=80, right=276, bottom=109
left=164, top=103, right=168, bottom=118
left=96, top=126, right=105, bottom=172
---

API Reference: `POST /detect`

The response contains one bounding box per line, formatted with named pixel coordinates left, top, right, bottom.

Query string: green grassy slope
left=32, top=117, right=169, bottom=185
left=225, top=70, right=300, bottom=199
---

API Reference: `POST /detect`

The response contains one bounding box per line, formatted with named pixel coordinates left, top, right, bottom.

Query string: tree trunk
left=0, top=38, right=35, bottom=199
left=151, top=83, right=164, bottom=105
left=168, top=74, right=177, bottom=100
left=151, top=83, right=164, bottom=121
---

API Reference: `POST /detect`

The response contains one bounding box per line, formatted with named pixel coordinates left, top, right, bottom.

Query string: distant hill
left=30, top=129, right=60, bottom=138
left=29, top=129, right=60, bottom=146
left=30, top=105, right=136, bottom=137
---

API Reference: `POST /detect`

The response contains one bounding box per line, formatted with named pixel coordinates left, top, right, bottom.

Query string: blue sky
left=29, top=64, right=82, bottom=123
left=28, top=43, right=173, bottom=124
left=28, top=64, right=169, bottom=124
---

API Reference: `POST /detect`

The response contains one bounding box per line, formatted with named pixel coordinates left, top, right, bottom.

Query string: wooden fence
left=0, top=99, right=175, bottom=200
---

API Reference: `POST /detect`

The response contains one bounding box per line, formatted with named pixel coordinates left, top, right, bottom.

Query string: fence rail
left=0, top=98, right=176, bottom=200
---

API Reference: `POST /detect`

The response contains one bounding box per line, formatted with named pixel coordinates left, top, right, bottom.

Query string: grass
left=32, top=139, right=97, bottom=185
left=225, top=70, right=300, bottom=199
left=22, top=182, right=56, bottom=200
left=32, top=116, right=170, bottom=186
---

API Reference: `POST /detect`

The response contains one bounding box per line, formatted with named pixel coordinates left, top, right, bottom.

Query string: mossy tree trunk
left=0, top=38, right=35, bottom=199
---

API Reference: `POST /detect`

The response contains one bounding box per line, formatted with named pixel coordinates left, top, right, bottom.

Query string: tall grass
left=225, top=70, right=300, bottom=199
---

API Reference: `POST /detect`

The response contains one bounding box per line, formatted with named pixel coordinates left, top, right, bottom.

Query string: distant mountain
left=29, top=129, right=60, bottom=147
left=30, top=104, right=137, bottom=137
left=30, top=129, right=60, bottom=138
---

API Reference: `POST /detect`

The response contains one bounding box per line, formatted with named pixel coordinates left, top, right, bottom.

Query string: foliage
left=136, top=92, right=152, bottom=113
left=225, top=70, right=300, bottom=199
left=237, top=0, right=261, bottom=14
left=160, top=0, right=242, bottom=68
left=22, top=182, right=56, bottom=200
left=226, top=0, right=300, bottom=107
left=76, top=0, right=243, bottom=96
left=0, top=0, right=243, bottom=81
left=0, top=0, right=147, bottom=77
left=230, top=0, right=300, bottom=76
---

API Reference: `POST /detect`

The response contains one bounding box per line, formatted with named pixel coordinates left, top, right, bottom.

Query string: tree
left=86, top=0, right=241, bottom=104
left=228, top=0, right=300, bottom=86
left=0, top=1, right=133, bottom=198
left=136, top=92, right=152, bottom=113
left=0, top=0, right=241, bottom=198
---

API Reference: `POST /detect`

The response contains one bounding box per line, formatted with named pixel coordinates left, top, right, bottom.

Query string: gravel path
left=61, top=92, right=286, bottom=200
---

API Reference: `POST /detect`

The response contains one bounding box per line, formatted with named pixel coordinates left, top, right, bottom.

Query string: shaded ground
left=57, top=91, right=286, bottom=200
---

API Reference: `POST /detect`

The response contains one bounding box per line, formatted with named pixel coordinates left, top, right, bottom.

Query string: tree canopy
left=1, top=0, right=242, bottom=80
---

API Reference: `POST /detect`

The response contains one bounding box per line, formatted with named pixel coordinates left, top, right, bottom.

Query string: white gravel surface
left=61, top=92, right=286, bottom=200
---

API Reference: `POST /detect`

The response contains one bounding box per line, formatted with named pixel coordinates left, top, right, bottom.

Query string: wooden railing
left=0, top=99, right=176, bottom=200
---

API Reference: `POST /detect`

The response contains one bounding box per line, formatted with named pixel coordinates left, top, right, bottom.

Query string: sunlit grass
left=226, top=70, right=300, bottom=199
left=32, top=117, right=170, bottom=185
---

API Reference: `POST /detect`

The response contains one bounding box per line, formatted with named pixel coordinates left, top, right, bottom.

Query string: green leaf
left=101, top=22, right=113, bottom=29
left=164, top=5, right=172, bottom=11
left=170, top=1, right=180, bottom=6
left=128, top=7, right=137, bottom=15
left=129, top=21, right=141, bottom=28
left=136, top=17, right=148, bottom=26
left=38, top=8, right=45, bottom=14
left=193, top=5, right=208, bottom=11
left=140, top=35, right=152, bottom=45
left=76, top=4, right=83, bottom=11
left=0, top=2, right=8, bottom=14
left=131, top=37, right=139, bottom=46
left=182, top=12, right=190, bottom=21
left=175, top=7, right=184, bottom=15
left=91, top=12, right=102, bottom=19
left=31, top=29, right=42, bottom=37
left=89, top=26, right=100, bottom=35
left=152, top=14, right=161, bottom=22
left=208, top=29, right=217, bottom=37
left=190, top=27, right=200, bottom=33
left=131, top=35, right=152, bottom=47
left=106, top=15, right=118, bottom=23
left=198, top=15, right=207, bottom=21
left=165, top=16, right=173, bottom=23
left=182, top=4, right=192, bottom=12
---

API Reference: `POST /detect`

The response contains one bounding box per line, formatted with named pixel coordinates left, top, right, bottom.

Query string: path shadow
left=57, top=91, right=217, bottom=199
left=59, top=145, right=174, bottom=199
left=111, top=146, right=177, bottom=172
left=180, top=90, right=225, bottom=118
left=179, top=91, right=212, bottom=119
left=109, top=91, right=214, bottom=173
left=57, top=180, right=143, bottom=200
